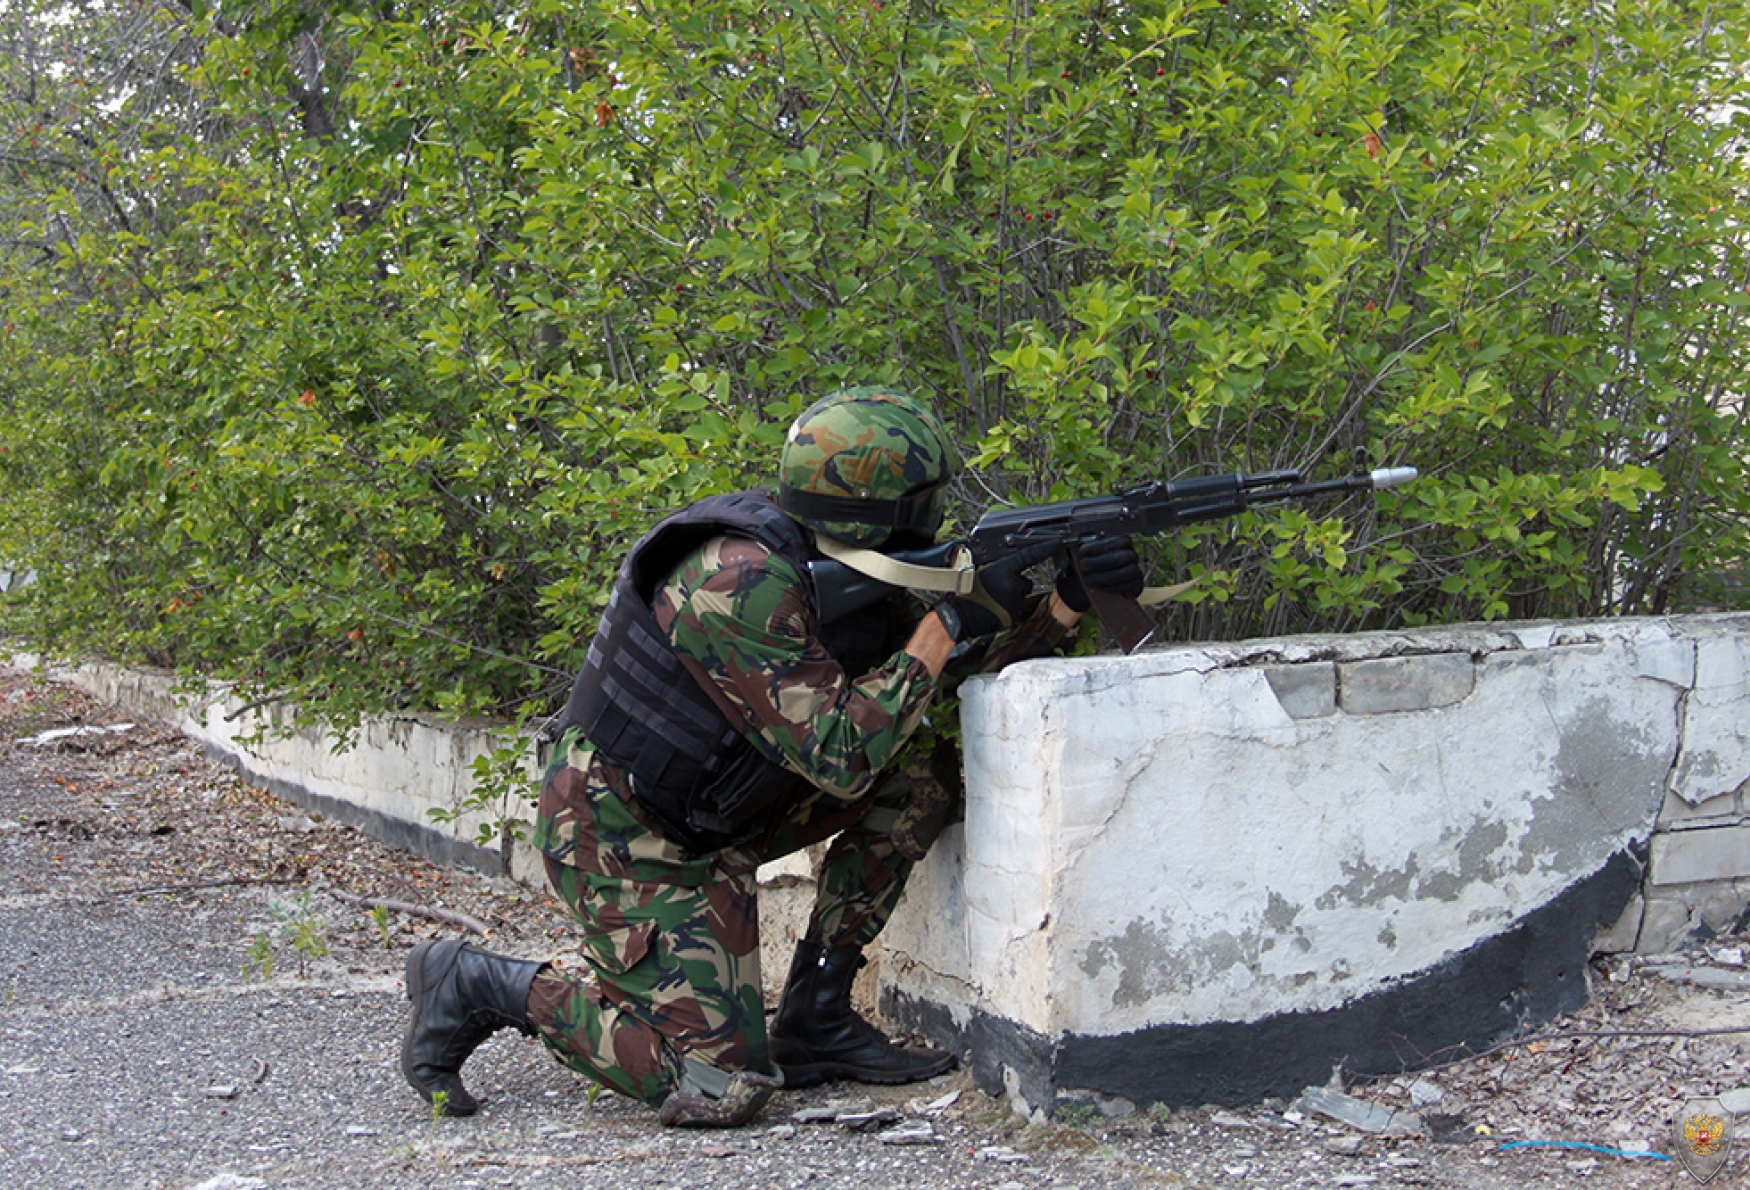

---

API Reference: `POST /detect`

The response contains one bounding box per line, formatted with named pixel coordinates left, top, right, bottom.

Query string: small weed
left=242, top=889, right=331, bottom=979
left=1055, top=1103, right=1101, bottom=1130
left=428, top=727, right=536, bottom=854
left=244, top=932, right=276, bottom=979
left=1146, top=1101, right=1190, bottom=1131
left=371, top=904, right=392, bottom=948
left=428, top=1089, right=451, bottom=1156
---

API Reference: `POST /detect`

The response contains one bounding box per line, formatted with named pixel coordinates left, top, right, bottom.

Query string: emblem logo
left=1673, top=1098, right=1734, bottom=1184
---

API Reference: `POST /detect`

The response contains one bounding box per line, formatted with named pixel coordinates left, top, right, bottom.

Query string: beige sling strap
left=812, top=534, right=979, bottom=595
left=1138, top=577, right=1200, bottom=605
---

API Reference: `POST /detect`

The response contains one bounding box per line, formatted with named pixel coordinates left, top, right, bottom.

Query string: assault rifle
left=808, top=461, right=1418, bottom=653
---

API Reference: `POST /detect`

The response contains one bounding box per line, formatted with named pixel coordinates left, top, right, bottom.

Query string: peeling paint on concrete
left=1315, top=853, right=1423, bottom=911
left=888, top=848, right=1645, bottom=1115
left=1080, top=919, right=1255, bottom=1009
left=1263, top=890, right=1300, bottom=931
left=1533, top=696, right=1669, bottom=873
left=1670, top=635, right=1750, bottom=806
left=1410, top=821, right=1510, bottom=904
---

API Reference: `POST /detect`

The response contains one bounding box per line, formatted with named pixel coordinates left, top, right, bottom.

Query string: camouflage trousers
left=526, top=731, right=956, bottom=1108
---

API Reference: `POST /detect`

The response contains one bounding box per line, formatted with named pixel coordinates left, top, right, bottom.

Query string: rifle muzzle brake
left=1368, top=466, right=1419, bottom=489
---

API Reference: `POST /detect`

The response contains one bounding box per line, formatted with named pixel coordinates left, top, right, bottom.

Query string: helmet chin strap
left=811, top=533, right=979, bottom=596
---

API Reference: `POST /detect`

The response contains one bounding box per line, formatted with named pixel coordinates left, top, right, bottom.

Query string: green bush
left=0, top=0, right=1747, bottom=731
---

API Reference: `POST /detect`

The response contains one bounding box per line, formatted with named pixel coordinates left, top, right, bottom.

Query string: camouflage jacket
left=538, top=529, right=1074, bottom=858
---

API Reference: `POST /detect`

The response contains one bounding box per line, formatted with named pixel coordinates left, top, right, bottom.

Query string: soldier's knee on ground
left=657, top=1055, right=781, bottom=1128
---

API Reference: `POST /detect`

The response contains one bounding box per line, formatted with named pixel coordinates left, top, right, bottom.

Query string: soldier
left=400, top=387, right=1143, bottom=1127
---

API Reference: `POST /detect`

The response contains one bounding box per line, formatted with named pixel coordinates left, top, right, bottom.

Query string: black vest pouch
left=679, top=737, right=813, bottom=849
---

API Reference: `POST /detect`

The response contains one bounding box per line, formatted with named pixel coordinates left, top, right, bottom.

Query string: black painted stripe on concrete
left=884, top=843, right=1645, bottom=1112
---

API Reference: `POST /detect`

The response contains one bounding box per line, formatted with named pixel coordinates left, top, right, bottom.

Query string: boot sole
left=778, top=1052, right=955, bottom=1090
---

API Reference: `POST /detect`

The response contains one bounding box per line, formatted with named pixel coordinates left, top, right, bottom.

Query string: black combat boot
left=767, top=939, right=955, bottom=1088
left=401, top=939, right=546, bottom=1116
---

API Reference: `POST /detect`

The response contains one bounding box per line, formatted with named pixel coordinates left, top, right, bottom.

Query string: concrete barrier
left=13, top=611, right=1750, bottom=1116
left=878, top=613, right=1750, bottom=1116
left=2, top=654, right=536, bottom=879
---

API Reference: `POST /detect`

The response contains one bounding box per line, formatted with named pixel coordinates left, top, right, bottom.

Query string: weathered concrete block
left=1670, top=634, right=1750, bottom=806
left=28, top=615, right=1750, bottom=1116
left=1650, top=824, right=1750, bottom=886
left=1266, top=664, right=1336, bottom=720
left=1337, top=653, right=1474, bottom=714
left=1593, top=893, right=1644, bottom=954
left=1629, top=635, right=1696, bottom=689
left=1658, top=788, right=1741, bottom=831
left=883, top=618, right=1681, bottom=1114
left=9, top=652, right=537, bottom=878
left=1637, top=885, right=1750, bottom=953
left=1638, top=895, right=1702, bottom=954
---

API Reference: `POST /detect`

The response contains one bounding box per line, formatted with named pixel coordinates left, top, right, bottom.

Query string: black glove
left=936, top=541, right=1062, bottom=642
left=1054, top=536, right=1145, bottom=613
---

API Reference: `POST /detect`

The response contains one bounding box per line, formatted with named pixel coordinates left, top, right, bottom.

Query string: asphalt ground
left=0, top=664, right=1728, bottom=1189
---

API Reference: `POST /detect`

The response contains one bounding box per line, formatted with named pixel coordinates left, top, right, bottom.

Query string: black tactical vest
left=556, top=489, right=912, bottom=853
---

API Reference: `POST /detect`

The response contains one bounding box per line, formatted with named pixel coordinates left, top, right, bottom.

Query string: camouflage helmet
left=778, top=386, right=955, bottom=548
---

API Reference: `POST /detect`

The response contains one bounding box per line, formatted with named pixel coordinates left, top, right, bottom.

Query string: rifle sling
left=814, top=533, right=1198, bottom=644
left=813, top=535, right=979, bottom=595
left=1138, top=578, right=1199, bottom=605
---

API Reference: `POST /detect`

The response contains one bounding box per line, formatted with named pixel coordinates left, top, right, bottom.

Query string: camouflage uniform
left=526, top=534, right=1070, bottom=1106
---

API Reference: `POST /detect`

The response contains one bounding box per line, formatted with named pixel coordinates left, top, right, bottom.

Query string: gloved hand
left=936, top=541, right=1061, bottom=642
left=1054, top=536, right=1145, bottom=613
